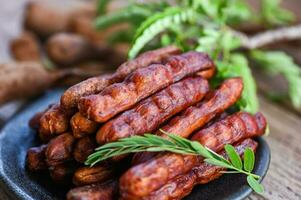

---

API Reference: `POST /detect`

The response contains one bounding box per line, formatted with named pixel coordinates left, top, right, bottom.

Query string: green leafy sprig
left=95, top=0, right=301, bottom=110
left=251, top=50, right=301, bottom=108
left=86, top=131, right=264, bottom=194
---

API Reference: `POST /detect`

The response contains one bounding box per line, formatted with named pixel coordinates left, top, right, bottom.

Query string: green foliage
left=86, top=131, right=263, bottom=194
left=244, top=148, right=255, bottom=172
left=224, top=0, right=252, bottom=24
left=247, top=175, right=264, bottom=194
left=97, top=0, right=111, bottom=15
left=260, top=0, right=294, bottom=26
left=129, top=7, right=196, bottom=58
left=225, top=144, right=243, bottom=169
left=228, top=54, right=259, bottom=113
left=94, top=0, right=298, bottom=111
left=251, top=51, right=301, bottom=108
left=107, top=29, right=135, bottom=44
left=95, top=5, right=152, bottom=30
left=196, top=28, right=258, bottom=113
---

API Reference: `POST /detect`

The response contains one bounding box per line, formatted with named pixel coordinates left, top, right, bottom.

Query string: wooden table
left=0, top=1, right=301, bottom=200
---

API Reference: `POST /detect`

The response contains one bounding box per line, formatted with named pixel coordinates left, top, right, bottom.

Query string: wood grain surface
left=0, top=1, right=301, bottom=200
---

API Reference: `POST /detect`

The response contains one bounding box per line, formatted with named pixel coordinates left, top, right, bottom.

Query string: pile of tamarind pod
left=26, top=46, right=267, bottom=200
left=1, top=0, right=126, bottom=106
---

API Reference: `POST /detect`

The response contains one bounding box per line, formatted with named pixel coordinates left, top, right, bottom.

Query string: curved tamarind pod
left=46, top=33, right=124, bottom=67
left=0, top=62, right=56, bottom=106
left=73, top=136, right=97, bottom=163
left=191, top=112, right=267, bottom=148
left=73, top=165, right=115, bottom=186
left=132, top=78, right=243, bottom=165
left=26, top=145, right=48, bottom=171
left=61, top=73, right=113, bottom=110
left=29, top=104, right=54, bottom=130
left=67, top=179, right=119, bottom=200
left=119, top=111, right=266, bottom=199
left=24, top=1, right=95, bottom=38
left=45, top=133, right=75, bottom=166
left=71, top=112, right=99, bottom=139
left=157, top=77, right=243, bottom=139
left=10, top=31, right=41, bottom=61
left=61, top=46, right=181, bottom=110
left=97, top=77, right=209, bottom=144
left=79, top=52, right=215, bottom=122
left=111, top=46, right=182, bottom=82
left=39, top=46, right=181, bottom=138
left=142, top=139, right=258, bottom=200
left=39, top=104, right=74, bottom=142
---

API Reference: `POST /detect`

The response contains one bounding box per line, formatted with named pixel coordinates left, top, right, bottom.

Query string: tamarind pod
left=97, top=77, right=209, bottom=144
left=157, top=78, right=243, bottom=139
left=111, top=45, right=181, bottom=82
left=61, top=74, right=112, bottom=110
left=29, top=104, right=54, bottom=130
left=46, top=33, right=92, bottom=66
left=26, top=145, right=48, bottom=171
left=61, top=73, right=113, bottom=110
left=0, top=62, right=55, bottom=106
left=39, top=104, right=74, bottom=142
left=46, top=33, right=125, bottom=67
left=132, top=78, right=243, bottom=165
left=24, top=1, right=95, bottom=38
left=119, top=111, right=266, bottom=199
left=67, top=179, right=119, bottom=200
left=79, top=51, right=215, bottom=122
left=73, top=136, right=97, bottom=163
left=142, top=139, right=258, bottom=200
left=49, top=162, right=78, bottom=184
left=61, top=46, right=181, bottom=110
left=71, top=112, right=99, bottom=139
left=73, top=165, right=115, bottom=186
left=24, top=2, right=70, bottom=38
left=191, top=112, right=267, bottom=148
left=45, top=133, right=75, bottom=166
left=131, top=112, right=229, bottom=166
left=10, top=31, right=41, bottom=61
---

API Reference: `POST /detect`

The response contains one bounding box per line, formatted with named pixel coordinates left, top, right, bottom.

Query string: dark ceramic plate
left=0, top=89, right=270, bottom=200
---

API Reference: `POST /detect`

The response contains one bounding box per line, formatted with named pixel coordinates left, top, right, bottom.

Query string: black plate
left=0, top=89, right=270, bottom=200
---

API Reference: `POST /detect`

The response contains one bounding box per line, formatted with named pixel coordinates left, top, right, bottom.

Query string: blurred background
left=0, top=1, right=300, bottom=199
left=0, top=0, right=301, bottom=124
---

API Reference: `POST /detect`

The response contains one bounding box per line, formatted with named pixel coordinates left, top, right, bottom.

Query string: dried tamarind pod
left=143, top=139, right=258, bottom=200
left=73, top=165, right=115, bottom=186
left=61, top=46, right=181, bottom=110
left=120, top=111, right=266, bottom=199
left=26, top=145, right=48, bottom=171
left=71, top=112, right=99, bottom=139
left=73, top=136, right=97, bottom=163
left=45, top=133, right=75, bottom=166
left=67, top=179, right=119, bottom=200
left=97, top=77, right=209, bottom=144
left=10, top=31, right=41, bottom=61
left=79, top=52, right=215, bottom=122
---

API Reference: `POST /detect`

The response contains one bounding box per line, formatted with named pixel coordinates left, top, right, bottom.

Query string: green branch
left=86, top=130, right=264, bottom=194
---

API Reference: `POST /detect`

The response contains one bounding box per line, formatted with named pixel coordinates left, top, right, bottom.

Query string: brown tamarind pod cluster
left=26, top=47, right=266, bottom=200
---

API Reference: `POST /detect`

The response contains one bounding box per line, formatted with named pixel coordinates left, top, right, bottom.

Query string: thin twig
left=232, top=23, right=301, bottom=49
